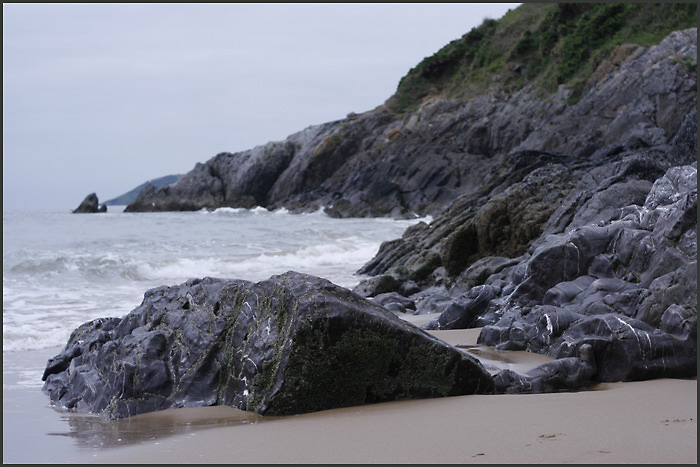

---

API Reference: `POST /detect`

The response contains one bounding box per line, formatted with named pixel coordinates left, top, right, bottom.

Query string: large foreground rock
left=42, top=272, right=494, bottom=418
left=72, top=193, right=107, bottom=213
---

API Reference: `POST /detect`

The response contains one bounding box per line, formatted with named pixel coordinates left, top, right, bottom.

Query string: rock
left=452, top=256, right=522, bottom=290
left=358, top=150, right=582, bottom=285
left=516, top=29, right=697, bottom=157
left=660, top=304, right=697, bottom=338
left=422, top=285, right=497, bottom=330
left=410, top=287, right=451, bottom=315
left=125, top=139, right=302, bottom=212
left=548, top=314, right=696, bottom=381
left=352, top=274, right=402, bottom=298
left=72, top=193, right=107, bottom=213
left=495, top=344, right=597, bottom=394
left=370, top=292, right=416, bottom=314
left=477, top=160, right=697, bottom=382
left=367, top=113, right=697, bottom=391
left=42, top=272, right=495, bottom=419
left=367, top=102, right=697, bottom=298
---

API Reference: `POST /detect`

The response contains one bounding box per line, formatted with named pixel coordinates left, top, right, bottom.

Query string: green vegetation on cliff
left=388, top=3, right=697, bottom=112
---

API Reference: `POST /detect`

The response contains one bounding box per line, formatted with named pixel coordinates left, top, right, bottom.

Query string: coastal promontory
left=49, top=3, right=696, bottom=419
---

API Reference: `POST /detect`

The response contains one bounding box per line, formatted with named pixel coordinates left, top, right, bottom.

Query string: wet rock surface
left=494, top=344, right=597, bottom=394
left=358, top=115, right=697, bottom=390
left=42, top=272, right=494, bottom=419
left=72, top=193, right=107, bottom=213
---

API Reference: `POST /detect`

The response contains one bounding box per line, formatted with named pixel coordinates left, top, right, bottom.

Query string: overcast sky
left=3, top=3, right=519, bottom=210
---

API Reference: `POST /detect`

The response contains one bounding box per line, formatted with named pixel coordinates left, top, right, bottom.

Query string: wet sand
left=86, top=378, right=697, bottom=464
left=3, top=325, right=696, bottom=464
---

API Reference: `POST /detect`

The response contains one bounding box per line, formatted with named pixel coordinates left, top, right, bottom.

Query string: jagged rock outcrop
left=72, top=193, right=107, bottom=213
left=42, top=272, right=494, bottom=419
left=125, top=29, right=696, bottom=219
left=494, top=344, right=597, bottom=394
left=355, top=109, right=697, bottom=389
left=476, top=158, right=697, bottom=382
left=514, top=29, right=698, bottom=157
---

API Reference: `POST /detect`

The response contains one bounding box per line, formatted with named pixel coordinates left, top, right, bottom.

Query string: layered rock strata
left=125, top=30, right=697, bottom=220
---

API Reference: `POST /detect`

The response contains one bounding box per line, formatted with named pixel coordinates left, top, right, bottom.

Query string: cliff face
left=357, top=28, right=697, bottom=281
left=125, top=25, right=697, bottom=219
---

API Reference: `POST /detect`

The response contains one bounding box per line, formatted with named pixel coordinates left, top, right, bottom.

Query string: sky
left=3, top=3, right=519, bottom=210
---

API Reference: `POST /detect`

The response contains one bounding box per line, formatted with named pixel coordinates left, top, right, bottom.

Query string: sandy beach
left=4, top=323, right=696, bottom=464
left=86, top=378, right=697, bottom=464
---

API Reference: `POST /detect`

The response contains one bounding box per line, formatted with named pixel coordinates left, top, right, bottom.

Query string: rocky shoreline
left=48, top=27, right=697, bottom=419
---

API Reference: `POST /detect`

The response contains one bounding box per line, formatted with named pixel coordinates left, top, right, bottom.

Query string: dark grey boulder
left=548, top=314, right=696, bottom=381
left=370, top=292, right=416, bottom=314
left=72, top=193, right=107, bottom=213
left=422, top=285, right=498, bottom=330
left=495, top=344, right=597, bottom=394
left=352, top=274, right=402, bottom=298
left=42, top=271, right=494, bottom=419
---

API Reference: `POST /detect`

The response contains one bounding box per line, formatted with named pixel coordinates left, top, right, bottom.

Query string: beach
left=91, top=379, right=697, bottom=464
left=4, top=4, right=697, bottom=465
left=4, top=324, right=696, bottom=464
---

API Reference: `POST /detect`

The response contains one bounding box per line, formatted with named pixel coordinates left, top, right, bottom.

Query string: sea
left=2, top=206, right=425, bottom=462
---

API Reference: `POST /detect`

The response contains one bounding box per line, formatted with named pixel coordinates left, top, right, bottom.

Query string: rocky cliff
left=125, top=16, right=697, bottom=391
left=125, top=5, right=696, bottom=219
left=48, top=5, right=697, bottom=418
left=356, top=110, right=697, bottom=391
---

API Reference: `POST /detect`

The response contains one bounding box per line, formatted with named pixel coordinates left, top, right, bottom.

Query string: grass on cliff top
left=387, top=3, right=697, bottom=113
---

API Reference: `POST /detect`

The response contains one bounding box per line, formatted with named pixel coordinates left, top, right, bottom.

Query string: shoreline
left=4, top=328, right=696, bottom=464
left=78, top=378, right=698, bottom=464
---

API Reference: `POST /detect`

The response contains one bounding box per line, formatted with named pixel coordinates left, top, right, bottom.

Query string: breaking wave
left=3, top=208, right=424, bottom=352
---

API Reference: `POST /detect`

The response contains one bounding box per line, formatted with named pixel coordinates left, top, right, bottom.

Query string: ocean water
left=2, top=206, right=430, bottom=462
left=3, top=206, right=428, bottom=462
left=3, top=207, right=425, bottom=355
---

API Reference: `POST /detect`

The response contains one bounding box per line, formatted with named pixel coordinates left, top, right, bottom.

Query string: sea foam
left=3, top=207, right=423, bottom=352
